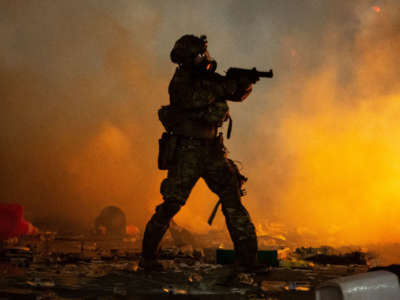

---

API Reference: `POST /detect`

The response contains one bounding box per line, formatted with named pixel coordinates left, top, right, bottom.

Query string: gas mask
left=170, top=34, right=217, bottom=72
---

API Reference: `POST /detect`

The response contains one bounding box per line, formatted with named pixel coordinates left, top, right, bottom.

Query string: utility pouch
left=158, top=132, right=177, bottom=170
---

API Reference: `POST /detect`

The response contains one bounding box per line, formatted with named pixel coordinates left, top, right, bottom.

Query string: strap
left=208, top=200, right=221, bottom=226
left=227, top=115, right=233, bottom=139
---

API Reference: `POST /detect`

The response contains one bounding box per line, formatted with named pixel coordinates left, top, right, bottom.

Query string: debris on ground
left=260, top=280, right=287, bottom=292
left=0, top=203, right=38, bottom=240
left=169, top=220, right=199, bottom=248
left=295, top=246, right=367, bottom=265
left=316, top=270, right=400, bottom=300
left=0, top=230, right=379, bottom=299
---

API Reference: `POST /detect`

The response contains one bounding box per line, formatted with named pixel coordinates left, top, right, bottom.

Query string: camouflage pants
left=142, top=136, right=258, bottom=266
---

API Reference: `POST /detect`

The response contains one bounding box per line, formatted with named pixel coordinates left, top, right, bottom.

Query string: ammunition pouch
left=158, top=132, right=178, bottom=170
left=158, top=105, right=217, bottom=139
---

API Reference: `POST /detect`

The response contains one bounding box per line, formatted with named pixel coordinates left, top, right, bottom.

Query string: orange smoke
left=2, top=1, right=400, bottom=257
left=249, top=5, right=400, bottom=247
left=277, top=88, right=400, bottom=245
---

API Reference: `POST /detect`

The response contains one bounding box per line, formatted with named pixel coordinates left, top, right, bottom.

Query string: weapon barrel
left=226, top=67, right=274, bottom=81
left=256, top=69, right=273, bottom=78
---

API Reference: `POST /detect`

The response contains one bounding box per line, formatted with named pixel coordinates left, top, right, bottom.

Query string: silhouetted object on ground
left=316, top=271, right=400, bottom=300
left=0, top=203, right=38, bottom=240
left=369, top=264, right=400, bottom=278
left=169, top=220, right=197, bottom=248
left=305, top=251, right=367, bottom=265
left=94, top=206, right=126, bottom=236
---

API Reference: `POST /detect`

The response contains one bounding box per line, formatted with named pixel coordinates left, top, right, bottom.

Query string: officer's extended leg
left=142, top=152, right=199, bottom=266
left=203, top=157, right=258, bottom=270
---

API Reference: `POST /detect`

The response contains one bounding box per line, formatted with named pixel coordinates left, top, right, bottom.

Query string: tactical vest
left=158, top=105, right=232, bottom=139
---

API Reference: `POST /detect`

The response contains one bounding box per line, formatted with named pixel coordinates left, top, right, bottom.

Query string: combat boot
left=234, top=261, right=268, bottom=274
left=234, top=238, right=268, bottom=273
left=139, top=258, right=164, bottom=272
left=141, top=216, right=169, bottom=272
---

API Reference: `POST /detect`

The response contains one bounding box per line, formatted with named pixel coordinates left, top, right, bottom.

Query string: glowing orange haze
left=276, top=81, right=400, bottom=245
left=269, top=11, right=400, bottom=246
left=4, top=2, right=399, bottom=254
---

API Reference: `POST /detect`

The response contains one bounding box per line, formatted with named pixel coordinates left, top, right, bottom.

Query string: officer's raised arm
left=225, top=77, right=253, bottom=102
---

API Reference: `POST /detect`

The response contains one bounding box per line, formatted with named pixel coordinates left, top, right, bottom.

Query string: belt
left=173, top=120, right=217, bottom=139
left=177, top=134, right=223, bottom=146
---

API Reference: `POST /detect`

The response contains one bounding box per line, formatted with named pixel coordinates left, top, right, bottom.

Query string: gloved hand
left=236, top=77, right=253, bottom=94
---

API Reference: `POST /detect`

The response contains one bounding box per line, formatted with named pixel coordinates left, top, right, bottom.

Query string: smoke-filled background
left=1, top=0, right=399, bottom=260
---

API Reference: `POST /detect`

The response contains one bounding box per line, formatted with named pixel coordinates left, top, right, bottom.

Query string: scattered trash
left=128, top=261, right=139, bottom=272
left=26, top=278, right=55, bottom=288
left=305, top=251, right=367, bottom=265
left=35, top=290, right=58, bottom=300
left=237, top=272, right=255, bottom=286
left=159, top=259, right=175, bottom=270
left=279, top=258, right=314, bottom=269
left=162, top=286, right=188, bottom=295
left=188, top=272, right=203, bottom=283
left=260, top=281, right=286, bottom=292
left=316, top=271, right=400, bottom=300
left=125, top=224, right=140, bottom=237
left=283, top=281, right=311, bottom=291
left=169, top=220, right=199, bottom=248
left=86, top=264, right=107, bottom=278
left=160, top=247, right=180, bottom=259
left=1, top=223, right=387, bottom=299
left=295, top=246, right=368, bottom=265
left=193, top=248, right=204, bottom=259
left=113, top=286, right=128, bottom=296
left=295, top=246, right=336, bottom=257
left=230, top=287, right=247, bottom=295
left=4, top=246, right=32, bottom=256
left=179, top=244, right=194, bottom=257
left=277, top=247, right=291, bottom=260
left=0, top=203, right=38, bottom=240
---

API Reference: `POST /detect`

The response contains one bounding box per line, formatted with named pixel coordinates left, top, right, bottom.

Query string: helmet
left=170, top=34, right=217, bottom=72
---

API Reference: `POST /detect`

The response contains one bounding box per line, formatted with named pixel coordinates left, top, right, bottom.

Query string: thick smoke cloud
left=1, top=0, right=400, bottom=259
left=0, top=1, right=165, bottom=229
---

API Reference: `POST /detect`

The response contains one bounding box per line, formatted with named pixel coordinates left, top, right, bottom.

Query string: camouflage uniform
left=142, top=35, right=258, bottom=270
